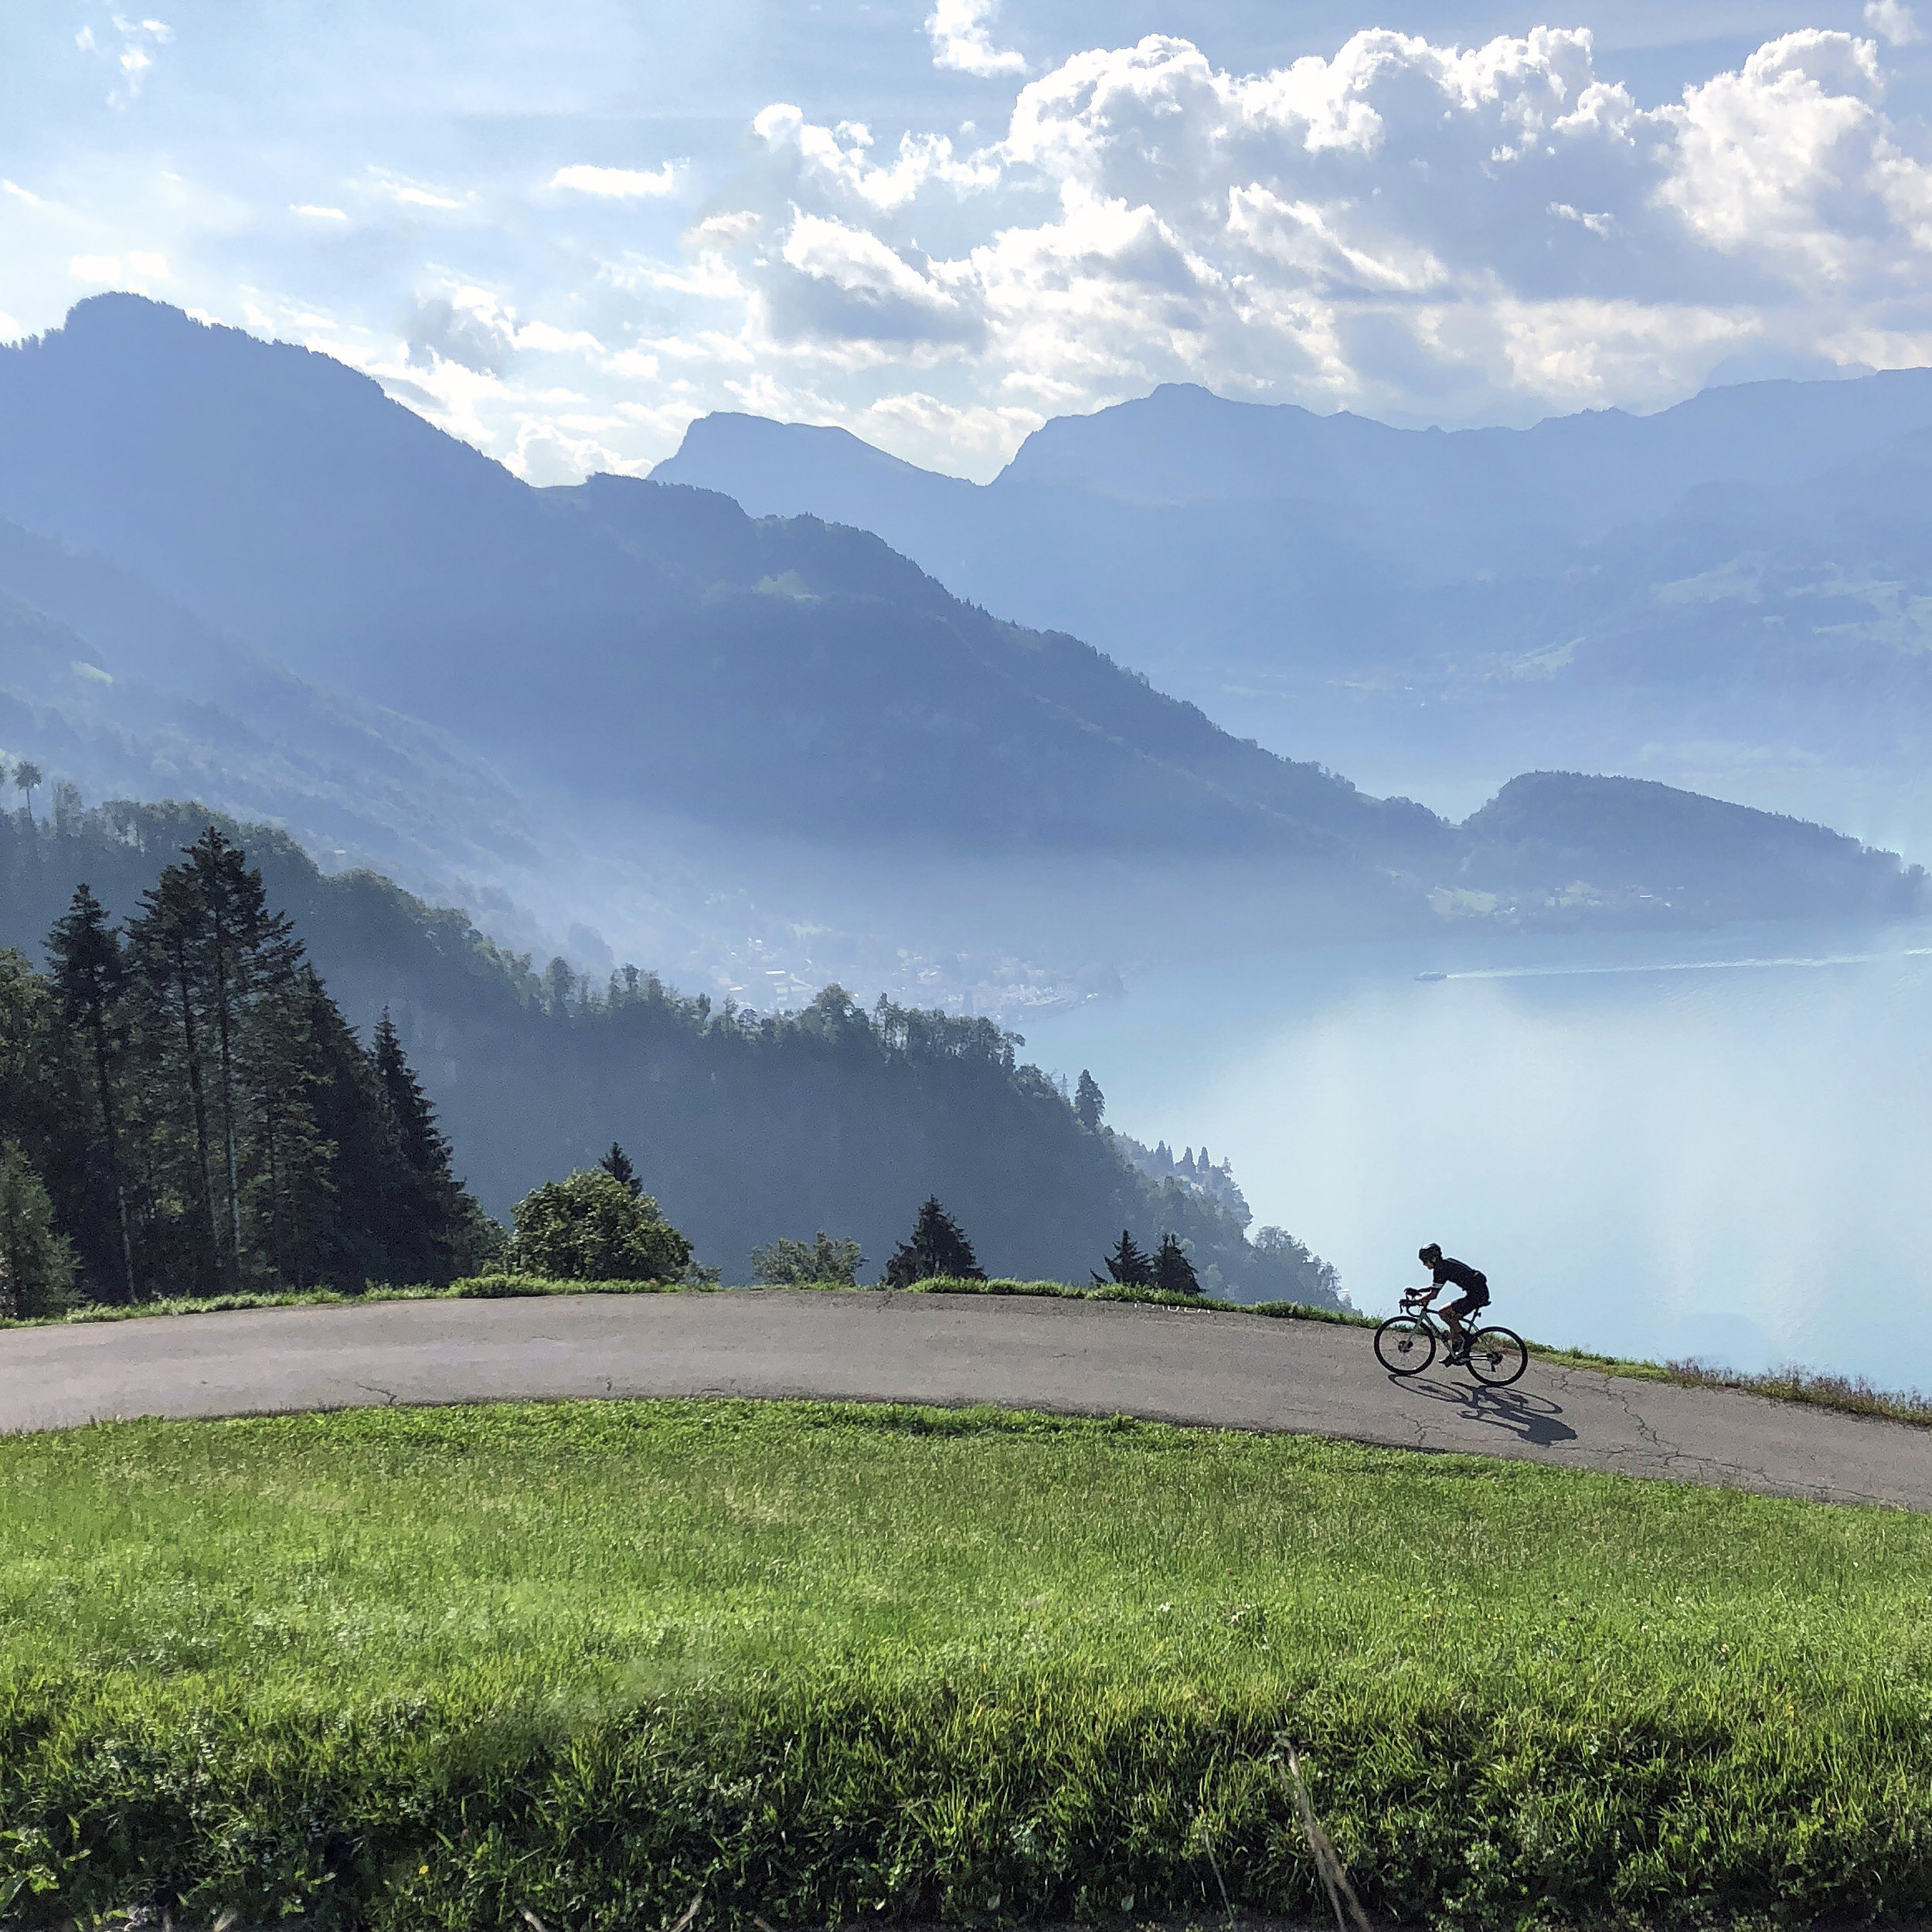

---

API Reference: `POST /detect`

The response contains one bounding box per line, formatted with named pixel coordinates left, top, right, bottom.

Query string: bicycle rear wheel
left=1374, top=1315, right=1436, bottom=1376
left=1463, top=1325, right=1528, bottom=1387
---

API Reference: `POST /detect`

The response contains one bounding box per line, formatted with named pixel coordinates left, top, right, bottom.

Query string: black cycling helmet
left=1418, top=1243, right=1442, bottom=1264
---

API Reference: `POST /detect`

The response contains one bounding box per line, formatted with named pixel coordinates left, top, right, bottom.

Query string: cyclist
left=1416, top=1243, right=1488, bottom=1363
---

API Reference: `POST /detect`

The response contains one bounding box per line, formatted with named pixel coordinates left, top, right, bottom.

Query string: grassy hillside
left=2, top=1400, right=1927, bottom=1928
left=0, top=798, right=1335, bottom=1299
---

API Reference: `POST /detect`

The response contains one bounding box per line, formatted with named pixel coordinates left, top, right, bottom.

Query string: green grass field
left=3, top=1401, right=1930, bottom=1930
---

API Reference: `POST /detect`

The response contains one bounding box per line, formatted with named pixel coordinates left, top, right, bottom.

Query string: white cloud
left=370, top=174, right=466, bottom=211
left=403, top=286, right=604, bottom=376
left=926, top=0, right=1025, bottom=79
left=1866, top=0, right=1922, bottom=46
left=753, top=103, right=997, bottom=210
left=3, top=181, right=46, bottom=209
left=549, top=162, right=679, bottom=199
left=670, top=22, right=1932, bottom=466
left=67, top=250, right=168, bottom=292
left=76, top=13, right=173, bottom=104
left=92, top=16, right=1932, bottom=488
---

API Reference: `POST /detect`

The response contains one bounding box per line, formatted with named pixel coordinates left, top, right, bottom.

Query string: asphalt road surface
left=1, top=1291, right=1927, bottom=1509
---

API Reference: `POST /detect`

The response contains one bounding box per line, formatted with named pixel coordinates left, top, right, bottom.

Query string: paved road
left=1, top=1291, right=1927, bottom=1509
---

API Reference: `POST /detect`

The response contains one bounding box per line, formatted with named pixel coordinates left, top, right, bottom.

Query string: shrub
left=750, top=1232, right=866, bottom=1285
left=509, top=1168, right=692, bottom=1283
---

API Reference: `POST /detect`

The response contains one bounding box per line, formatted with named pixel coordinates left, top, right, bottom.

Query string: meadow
left=2, top=1400, right=1930, bottom=1930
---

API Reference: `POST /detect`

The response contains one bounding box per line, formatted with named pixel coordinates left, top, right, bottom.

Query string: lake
left=1033, top=918, right=1932, bottom=1389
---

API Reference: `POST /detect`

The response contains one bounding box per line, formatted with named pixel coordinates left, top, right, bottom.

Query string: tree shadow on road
left=1393, top=1373, right=1580, bottom=1448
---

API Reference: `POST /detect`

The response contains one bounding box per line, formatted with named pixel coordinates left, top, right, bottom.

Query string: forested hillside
left=0, top=798, right=1341, bottom=1301
left=0, top=820, right=498, bottom=1307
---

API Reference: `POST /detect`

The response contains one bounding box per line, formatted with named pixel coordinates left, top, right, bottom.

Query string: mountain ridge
left=0, top=294, right=1923, bottom=986
left=654, top=370, right=1932, bottom=845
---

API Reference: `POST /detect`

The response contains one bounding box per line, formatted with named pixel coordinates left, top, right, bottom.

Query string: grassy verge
left=2, top=1399, right=1930, bottom=1930
left=0, top=1274, right=1370, bottom=1332
left=9, top=1273, right=1929, bottom=1434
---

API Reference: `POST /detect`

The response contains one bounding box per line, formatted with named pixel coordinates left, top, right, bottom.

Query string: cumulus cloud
left=664, top=22, right=1932, bottom=463
left=179, top=18, right=1932, bottom=487
left=403, top=287, right=601, bottom=378
left=1866, top=0, right=1922, bottom=46
left=926, top=0, right=1025, bottom=79
left=403, top=291, right=520, bottom=375
left=549, top=162, right=679, bottom=199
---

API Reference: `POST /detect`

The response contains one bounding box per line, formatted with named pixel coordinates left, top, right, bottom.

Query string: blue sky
left=5, top=0, right=1932, bottom=478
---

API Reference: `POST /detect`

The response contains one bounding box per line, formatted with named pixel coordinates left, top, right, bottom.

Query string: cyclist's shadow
left=1393, top=1373, right=1579, bottom=1448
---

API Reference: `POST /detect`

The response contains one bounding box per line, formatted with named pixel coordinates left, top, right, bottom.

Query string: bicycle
left=1374, top=1289, right=1529, bottom=1387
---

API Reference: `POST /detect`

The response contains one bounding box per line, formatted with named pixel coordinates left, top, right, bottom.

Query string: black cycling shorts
left=1444, top=1288, right=1489, bottom=1321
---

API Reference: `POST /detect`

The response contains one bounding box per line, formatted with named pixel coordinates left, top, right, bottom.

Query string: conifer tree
left=883, top=1195, right=985, bottom=1286
left=1074, top=1069, right=1105, bottom=1131
left=131, top=857, right=225, bottom=1287
left=1152, top=1232, right=1201, bottom=1296
left=366, top=1007, right=478, bottom=1282
left=241, top=964, right=334, bottom=1287
left=598, top=1141, right=640, bottom=1194
left=373, top=1011, right=454, bottom=1182
left=1096, top=1228, right=1155, bottom=1287
left=46, top=885, right=135, bottom=1301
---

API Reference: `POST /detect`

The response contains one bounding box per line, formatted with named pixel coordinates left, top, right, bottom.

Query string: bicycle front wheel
left=1464, top=1325, right=1528, bottom=1387
left=1375, top=1314, right=1436, bottom=1376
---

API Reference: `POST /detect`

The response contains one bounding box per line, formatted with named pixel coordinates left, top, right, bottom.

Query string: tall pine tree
left=1151, top=1233, right=1201, bottom=1296
left=369, top=1008, right=488, bottom=1281
left=46, top=885, right=135, bottom=1301
left=883, top=1196, right=986, bottom=1286
left=1096, top=1229, right=1155, bottom=1287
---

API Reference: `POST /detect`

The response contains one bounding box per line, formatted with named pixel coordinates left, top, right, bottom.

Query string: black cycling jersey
left=1431, top=1256, right=1489, bottom=1301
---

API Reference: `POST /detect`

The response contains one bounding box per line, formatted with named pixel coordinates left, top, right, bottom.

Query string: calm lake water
left=1033, top=919, right=1932, bottom=1387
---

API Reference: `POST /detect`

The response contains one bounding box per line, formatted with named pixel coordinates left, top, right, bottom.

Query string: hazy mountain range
left=0, top=296, right=1923, bottom=1022
left=656, top=375, right=1932, bottom=852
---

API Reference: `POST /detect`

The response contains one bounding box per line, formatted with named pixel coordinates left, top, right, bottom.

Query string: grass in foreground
left=2, top=1400, right=1930, bottom=1930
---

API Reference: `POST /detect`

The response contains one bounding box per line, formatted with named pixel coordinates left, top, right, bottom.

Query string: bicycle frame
left=1378, top=1293, right=1529, bottom=1388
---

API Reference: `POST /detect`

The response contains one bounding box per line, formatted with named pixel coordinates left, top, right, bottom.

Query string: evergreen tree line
left=0, top=828, right=498, bottom=1309
left=0, top=798, right=1347, bottom=1307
